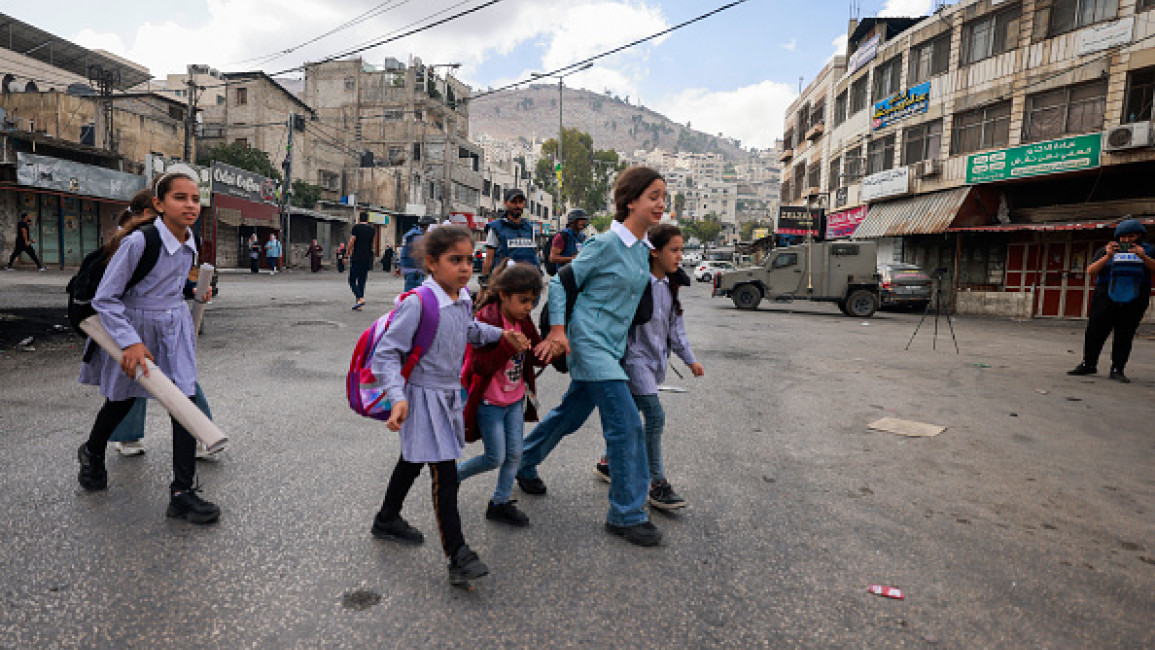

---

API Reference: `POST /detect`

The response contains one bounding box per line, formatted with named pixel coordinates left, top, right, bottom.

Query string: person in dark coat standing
left=335, top=243, right=347, bottom=273
left=308, top=239, right=324, bottom=273
left=380, top=244, right=395, bottom=272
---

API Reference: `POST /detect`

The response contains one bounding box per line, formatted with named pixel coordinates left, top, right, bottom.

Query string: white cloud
left=878, top=0, right=934, bottom=17
left=656, top=81, right=798, bottom=150
left=781, top=39, right=797, bottom=52
left=829, top=33, right=849, bottom=61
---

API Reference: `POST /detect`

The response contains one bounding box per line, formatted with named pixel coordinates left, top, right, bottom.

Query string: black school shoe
left=166, top=489, right=220, bottom=524
left=516, top=476, right=547, bottom=495
left=1109, top=367, right=1131, bottom=383
left=605, top=521, right=663, bottom=547
left=447, top=545, right=489, bottom=585
left=648, top=480, right=687, bottom=510
left=371, top=513, right=424, bottom=544
left=486, top=500, right=529, bottom=527
left=77, top=444, right=107, bottom=491
left=1067, top=363, right=1097, bottom=376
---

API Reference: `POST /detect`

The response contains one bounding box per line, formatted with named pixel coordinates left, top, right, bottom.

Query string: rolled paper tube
left=191, top=263, right=214, bottom=337
left=80, top=316, right=229, bottom=453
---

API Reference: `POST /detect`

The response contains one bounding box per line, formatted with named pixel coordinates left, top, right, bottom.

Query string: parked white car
left=693, top=260, right=735, bottom=282
left=682, top=250, right=703, bottom=267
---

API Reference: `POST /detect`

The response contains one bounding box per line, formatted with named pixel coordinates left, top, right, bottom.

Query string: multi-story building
left=785, top=2, right=1155, bottom=320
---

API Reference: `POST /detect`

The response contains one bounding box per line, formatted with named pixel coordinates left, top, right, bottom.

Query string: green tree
left=534, top=157, right=558, bottom=206
left=197, top=141, right=282, bottom=180
left=696, top=215, right=723, bottom=244
left=290, top=180, right=322, bottom=209
left=590, top=214, right=613, bottom=233
left=539, top=128, right=595, bottom=210
left=673, top=192, right=686, bottom=220
left=584, top=149, right=624, bottom=214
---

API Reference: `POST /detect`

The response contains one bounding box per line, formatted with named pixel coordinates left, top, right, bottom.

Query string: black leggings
left=85, top=396, right=198, bottom=493
left=378, top=455, right=464, bottom=557
left=7, top=244, right=42, bottom=268
left=1083, top=292, right=1150, bottom=370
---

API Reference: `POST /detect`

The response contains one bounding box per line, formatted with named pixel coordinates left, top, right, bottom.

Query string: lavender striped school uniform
left=78, top=218, right=198, bottom=400
left=371, top=279, right=503, bottom=463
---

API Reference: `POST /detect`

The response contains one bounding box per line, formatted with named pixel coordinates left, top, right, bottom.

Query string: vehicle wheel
left=732, top=284, right=762, bottom=310
left=844, top=289, right=878, bottom=318
left=701, top=273, right=712, bottom=283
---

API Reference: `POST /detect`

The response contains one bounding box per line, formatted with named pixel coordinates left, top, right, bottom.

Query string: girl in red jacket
left=459, top=262, right=549, bottom=526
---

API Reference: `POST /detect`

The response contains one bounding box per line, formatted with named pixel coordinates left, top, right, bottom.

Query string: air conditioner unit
left=914, top=159, right=941, bottom=178
left=1102, top=122, right=1152, bottom=152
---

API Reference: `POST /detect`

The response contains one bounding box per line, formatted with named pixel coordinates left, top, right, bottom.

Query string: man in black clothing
left=347, top=212, right=376, bottom=310
left=7, top=213, right=46, bottom=271
left=380, top=244, right=394, bottom=272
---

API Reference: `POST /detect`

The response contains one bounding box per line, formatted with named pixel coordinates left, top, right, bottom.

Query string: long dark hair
left=649, top=223, right=685, bottom=316
left=614, top=166, right=664, bottom=222
left=416, top=225, right=473, bottom=272
left=106, top=173, right=194, bottom=255
left=475, top=262, right=543, bottom=314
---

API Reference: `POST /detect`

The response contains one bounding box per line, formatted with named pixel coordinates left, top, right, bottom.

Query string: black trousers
left=85, top=396, right=198, bottom=493
left=249, top=256, right=259, bottom=273
left=348, top=259, right=370, bottom=300
left=1083, top=291, right=1150, bottom=370
left=7, top=243, right=42, bottom=268
left=379, top=455, right=464, bottom=557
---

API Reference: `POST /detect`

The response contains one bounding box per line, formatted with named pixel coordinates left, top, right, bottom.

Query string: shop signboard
left=776, top=206, right=824, bottom=236
left=1077, top=17, right=1133, bottom=56
left=210, top=161, right=278, bottom=205
left=147, top=155, right=211, bottom=205
left=872, top=82, right=930, bottom=130
left=366, top=210, right=390, bottom=225
left=752, top=228, right=771, bottom=240
left=965, top=133, right=1101, bottom=184
left=847, top=34, right=879, bottom=76
left=16, top=152, right=145, bottom=201
left=861, top=167, right=910, bottom=202
left=825, top=205, right=868, bottom=239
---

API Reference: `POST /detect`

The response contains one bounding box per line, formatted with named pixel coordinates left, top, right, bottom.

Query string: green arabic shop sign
left=966, top=133, right=1101, bottom=184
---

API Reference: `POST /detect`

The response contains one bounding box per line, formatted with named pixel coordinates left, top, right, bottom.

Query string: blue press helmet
left=1114, top=218, right=1146, bottom=239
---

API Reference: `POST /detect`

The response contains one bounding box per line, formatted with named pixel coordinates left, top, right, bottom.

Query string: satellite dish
left=67, top=83, right=97, bottom=96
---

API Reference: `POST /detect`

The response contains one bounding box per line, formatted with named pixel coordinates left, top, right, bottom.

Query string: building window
left=873, top=56, right=903, bottom=101
left=793, top=163, right=806, bottom=201
left=383, top=109, right=404, bottom=120
left=780, top=179, right=791, bottom=202
left=849, top=75, right=870, bottom=115
left=783, top=127, right=795, bottom=150
left=866, top=135, right=896, bottom=175
left=952, top=101, right=1012, bottom=154
left=1049, top=0, right=1118, bottom=36
left=1141, top=0, right=1155, bottom=9
left=908, top=33, right=951, bottom=84
left=235, top=87, right=247, bottom=106
left=810, top=100, right=826, bottom=128
left=843, top=144, right=863, bottom=181
left=234, top=137, right=248, bottom=147
left=902, top=119, right=943, bottom=164
left=412, top=142, right=421, bottom=161
left=834, top=90, right=848, bottom=126
left=828, top=156, right=841, bottom=190
left=807, top=161, right=821, bottom=190
left=344, top=76, right=356, bottom=91
left=387, top=146, right=406, bottom=165
left=319, top=171, right=340, bottom=191
left=1023, top=80, right=1107, bottom=142
left=961, top=5, right=1020, bottom=65
left=1123, top=66, right=1155, bottom=123
left=483, top=179, right=492, bottom=196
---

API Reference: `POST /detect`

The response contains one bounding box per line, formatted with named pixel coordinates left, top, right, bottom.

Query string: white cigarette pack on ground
left=80, top=316, right=229, bottom=453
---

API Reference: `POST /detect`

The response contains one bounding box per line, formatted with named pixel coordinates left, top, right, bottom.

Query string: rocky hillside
left=467, top=84, right=750, bottom=161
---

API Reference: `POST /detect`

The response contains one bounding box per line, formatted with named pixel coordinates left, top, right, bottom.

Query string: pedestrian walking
left=515, top=166, right=667, bottom=547
left=1068, top=218, right=1155, bottom=382
left=264, top=233, right=282, bottom=274
left=367, top=225, right=532, bottom=586
left=6, top=212, right=46, bottom=271
left=545, top=209, right=589, bottom=274
left=398, top=215, right=437, bottom=292
left=76, top=172, right=220, bottom=524
left=481, top=188, right=539, bottom=284
left=380, top=244, right=394, bottom=272
left=348, top=212, right=375, bottom=310
left=335, top=242, right=347, bottom=274
left=308, top=239, right=324, bottom=273
left=592, top=224, right=704, bottom=510
left=248, top=234, right=261, bottom=274
left=458, top=263, right=549, bottom=527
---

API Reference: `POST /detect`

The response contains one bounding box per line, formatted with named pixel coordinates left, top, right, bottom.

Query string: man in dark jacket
left=6, top=213, right=46, bottom=271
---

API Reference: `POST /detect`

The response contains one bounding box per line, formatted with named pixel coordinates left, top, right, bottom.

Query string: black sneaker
left=447, top=545, right=489, bottom=585
left=594, top=457, right=610, bottom=483
left=370, top=513, right=424, bottom=544
left=1109, top=367, right=1131, bottom=383
left=486, top=500, right=529, bottom=527
left=605, top=521, right=663, bottom=547
left=516, top=475, right=547, bottom=496
left=1067, top=363, right=1097, bottom=376
left=166, top=489, right=220, bottom=524
left=77, top=444, right=107, bottom=491
left=648, top=480, right=687, bottom=510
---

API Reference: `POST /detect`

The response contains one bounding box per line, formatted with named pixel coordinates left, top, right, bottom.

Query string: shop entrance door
left=1038, top=241, right=1068, bottom=317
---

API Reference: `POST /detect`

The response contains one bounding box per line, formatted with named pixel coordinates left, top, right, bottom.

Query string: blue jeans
left=601, top=393, right=666, bottom=483
left=348, top=259, right=370, bottom=300
left=403, top=270, right=424, bottom=292
left=458, top=400, right=524, bottom=504
left=518, top=380, right=649, bottom=526
left=267, top=255, right=278, bottom=272
left=109, top=382, right=212, bottom=442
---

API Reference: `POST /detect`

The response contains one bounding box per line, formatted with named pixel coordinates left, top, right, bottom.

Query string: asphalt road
left=1, top=267, right=1152, bottom=648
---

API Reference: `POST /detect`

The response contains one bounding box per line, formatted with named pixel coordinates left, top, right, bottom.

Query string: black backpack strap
left=125, top=224, right=163, bottom=292
left=558, top=263, right=580, bottom=325
left=631, top=279, right=654, bottom=328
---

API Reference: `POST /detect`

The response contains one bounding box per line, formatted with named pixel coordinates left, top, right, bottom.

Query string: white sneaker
left=114, top=440, right=145, bottom=456
left=38, top=267, right=47, bottom=272
left=195, top=440, right=224, bottom=460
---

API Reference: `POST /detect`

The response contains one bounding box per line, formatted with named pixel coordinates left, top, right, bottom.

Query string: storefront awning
left=852, top=187, right=973, bottom=239
left=950, top=216, right=1155, bottom=233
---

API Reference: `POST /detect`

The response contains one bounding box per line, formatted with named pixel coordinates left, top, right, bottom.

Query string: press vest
left=491, top=217, right=540, bottom=267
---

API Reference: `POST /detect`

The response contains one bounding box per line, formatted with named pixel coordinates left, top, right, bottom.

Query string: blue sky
left=1, top=0, right=937, bottom=149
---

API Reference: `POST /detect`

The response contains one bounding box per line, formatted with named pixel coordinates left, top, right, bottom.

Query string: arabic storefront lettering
left=210, top=161, right=279, bottom=205
left=872, top=82, right=930, bottom=130
left=847, top=34, right=880, bottom=76
left=825, top=206, right=867, bottom=239
left=777, top=206, right=824, bottom=236
left=966, top=133, right=1101, bottom=184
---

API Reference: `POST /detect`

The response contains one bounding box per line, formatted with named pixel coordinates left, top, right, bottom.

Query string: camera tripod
left=905, top=275, right=959, bottom=353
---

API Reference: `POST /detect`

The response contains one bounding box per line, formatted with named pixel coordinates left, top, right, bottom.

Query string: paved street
left=1, top=268, right=1153, bottom=648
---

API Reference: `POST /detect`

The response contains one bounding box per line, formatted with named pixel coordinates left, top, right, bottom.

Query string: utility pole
left=183, top=67, right=198, bottom=162
left=280, top=112, right=295, bottom=269
left=557, top=76, right=563, bottom=215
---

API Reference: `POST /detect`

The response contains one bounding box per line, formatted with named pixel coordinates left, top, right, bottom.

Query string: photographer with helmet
left=398, top=215, right=438, bottom=292
left=1068, top=218, right=1155, bottom=383
left=545, top=209, right=589, bottom=275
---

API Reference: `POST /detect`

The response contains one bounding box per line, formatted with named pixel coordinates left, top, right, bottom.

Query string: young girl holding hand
left=368, top=225, right=535, bottom=586
left=76, top=172, right=219, bottom=524
left=458, top=263, right=548, bottom=527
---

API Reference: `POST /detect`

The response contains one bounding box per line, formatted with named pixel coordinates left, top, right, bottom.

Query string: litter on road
left=867, top=584, right=905, bottom=599
left=868, top=417, right=946, bottom=438
left=657, top=385, right=688, bottom=393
